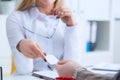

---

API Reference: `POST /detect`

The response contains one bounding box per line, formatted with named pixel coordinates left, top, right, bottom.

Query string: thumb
left=57, top=60, right=69, bottom=65
left=55, top=64, right=60, bottom=71
left=55, top=64, right=63, bottom=72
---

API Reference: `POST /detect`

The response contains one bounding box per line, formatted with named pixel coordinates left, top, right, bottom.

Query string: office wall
left=0, top=15, right=12, bottom=75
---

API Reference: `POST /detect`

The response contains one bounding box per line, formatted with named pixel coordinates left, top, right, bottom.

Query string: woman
left=6, top=0, right=85, bottom=74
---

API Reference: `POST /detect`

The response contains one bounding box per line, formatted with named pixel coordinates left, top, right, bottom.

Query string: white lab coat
left=6, top=6, right=86, bottom=75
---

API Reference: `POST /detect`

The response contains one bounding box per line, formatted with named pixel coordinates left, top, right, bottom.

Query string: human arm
left=75, top=68, right=113, bottom=80
left=17, top=39, right=46, bottom=60
left=53, top=7, right=76, bottom=26
left=53, top=8, right=86, bottom=62
left=6, top=12, right=33, bottom=74
left=6, top=12, right=46, bottom=74
left=55, top=60, right=113, bottom=80
left=53, top=7, right=87, bottom=63
left=112, top=70, right=120, bottom=80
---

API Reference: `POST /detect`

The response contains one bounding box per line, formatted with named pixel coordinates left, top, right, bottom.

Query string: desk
left=4, top=75, right=43, bottom=80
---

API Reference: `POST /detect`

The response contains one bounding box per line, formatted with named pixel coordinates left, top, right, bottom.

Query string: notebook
left=92, top=63, right=120, bottom=72
left=33, top=54, right=59, bottom=79
left=33, top=70, right=59, bottom=80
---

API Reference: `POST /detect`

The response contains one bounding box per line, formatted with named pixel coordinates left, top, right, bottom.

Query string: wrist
left=66, top=22, right=76, bottom=26
left=72, top=66, right=87, bottom=79
left=17, top=40, right=23, bottom=52
left=66, top=16, right=76, bottom=26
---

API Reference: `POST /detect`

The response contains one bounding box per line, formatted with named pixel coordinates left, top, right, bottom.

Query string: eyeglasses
left=23, top=20, right=59, bottom=39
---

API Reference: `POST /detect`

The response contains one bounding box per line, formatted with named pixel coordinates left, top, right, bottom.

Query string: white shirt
left=6, top=6, right=86, bottom=75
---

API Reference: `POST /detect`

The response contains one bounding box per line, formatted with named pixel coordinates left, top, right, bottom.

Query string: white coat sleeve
left=6, top=12, right=33, bottom=75
left=63, top=14, right=87, bottom=63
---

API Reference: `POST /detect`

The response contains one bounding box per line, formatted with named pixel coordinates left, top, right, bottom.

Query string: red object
left=55, top=77, right=75, bottom=80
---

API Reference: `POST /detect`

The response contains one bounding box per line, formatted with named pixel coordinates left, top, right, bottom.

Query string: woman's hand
left=53, top=7, right=75, bottom=26
left=17, top=39, right=46, bottom=60
left=55, top=60, right=80, bottom=77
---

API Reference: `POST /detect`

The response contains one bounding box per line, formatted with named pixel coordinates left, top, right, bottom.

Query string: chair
left=11, top=56, right=16, bottom=74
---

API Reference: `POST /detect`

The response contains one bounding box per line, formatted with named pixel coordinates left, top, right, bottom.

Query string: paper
left=92, top=63, right=120, bottom=72
left=46, top=55, right=59, bottom=65
left=33, top=70, right=59, bottom=79
left=32, top=55, right=59, bottom=79
left=89, top=69, right=117, bottom=76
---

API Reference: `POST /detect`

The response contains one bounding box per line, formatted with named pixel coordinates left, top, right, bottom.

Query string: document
left=46, top=55, right=59, bottom=65
left=33, top=55, right=59, bottom=79
left=92, top=63, right=120, bottom=72
left=33, top=70, right=59, bottom=80
left=86, top=63, right=120, bottom=76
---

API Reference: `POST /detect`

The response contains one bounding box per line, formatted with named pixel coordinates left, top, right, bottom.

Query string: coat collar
left=29, top=6, right=57, bottom=21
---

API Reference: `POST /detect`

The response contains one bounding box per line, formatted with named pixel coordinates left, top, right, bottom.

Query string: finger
left=55, top=9, right=71, bottom=18
left=30, top=45, right=39, bottom=57
left=43, top=52, right=47, bottom=56
left=30, top=51, right=38, bottom=58
left=29, top=53, right=37, bottom=58
left=21, top=49, right=36, bottom=58
left=53, top=7, right=62, bottom=15
left=56, top=10, right=65, bottom=18
left=55, top=10, right=63, bottom=18
left=57, top=60, right=69, bottom=65
left=56, top=11, right=63, bottom=18
left=55, top=64, right=62, bottom=71
left=36, top=44, right=45, bottom=57
left=35, top=44, right=46, bottom=61
left=31, top=43, right=42, bottom=57
left=59, top=11, right=72, bottom=18
left=32, top=47, right=46, bottom=61
left=54, top=7, right=65, bottom=16
left=24, top=52, right=36, bottom=59
left=54, top=7, right=69, bottom=14
left=60, top=8, right=70, bottom=12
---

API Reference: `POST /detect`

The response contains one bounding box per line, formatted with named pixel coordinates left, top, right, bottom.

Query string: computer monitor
left=0, top=67, right=2, bottom=80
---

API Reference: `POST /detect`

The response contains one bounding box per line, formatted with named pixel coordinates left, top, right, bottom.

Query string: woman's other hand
left=53, top=7, right=76, bottom=26
left=17, top=39, right=46, bottom=60
left=55, top=60, right=80, bottom=77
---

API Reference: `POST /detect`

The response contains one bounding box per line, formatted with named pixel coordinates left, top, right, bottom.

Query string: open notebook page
left=33, top=55, right=59, bottom=79
left=33, top=70, right=59, bottom=79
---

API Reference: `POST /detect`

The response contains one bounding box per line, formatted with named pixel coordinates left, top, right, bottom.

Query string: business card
left=46, top=55, right=59, bottom=65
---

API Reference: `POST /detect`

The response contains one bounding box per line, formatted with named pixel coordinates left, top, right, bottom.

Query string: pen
left=43, top=52, right=53, bottom=71
left=41, top=58, right=53, bottom=71
left=44, top=57, right=53, bottom=71
left=47, top=62, right=53, bottom=71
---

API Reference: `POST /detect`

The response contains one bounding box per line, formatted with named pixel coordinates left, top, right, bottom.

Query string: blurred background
left=0, top=0, right=120, bottom=76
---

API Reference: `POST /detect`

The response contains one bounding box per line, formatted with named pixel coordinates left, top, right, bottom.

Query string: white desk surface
left=4, top=75, right=43, bottom=80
